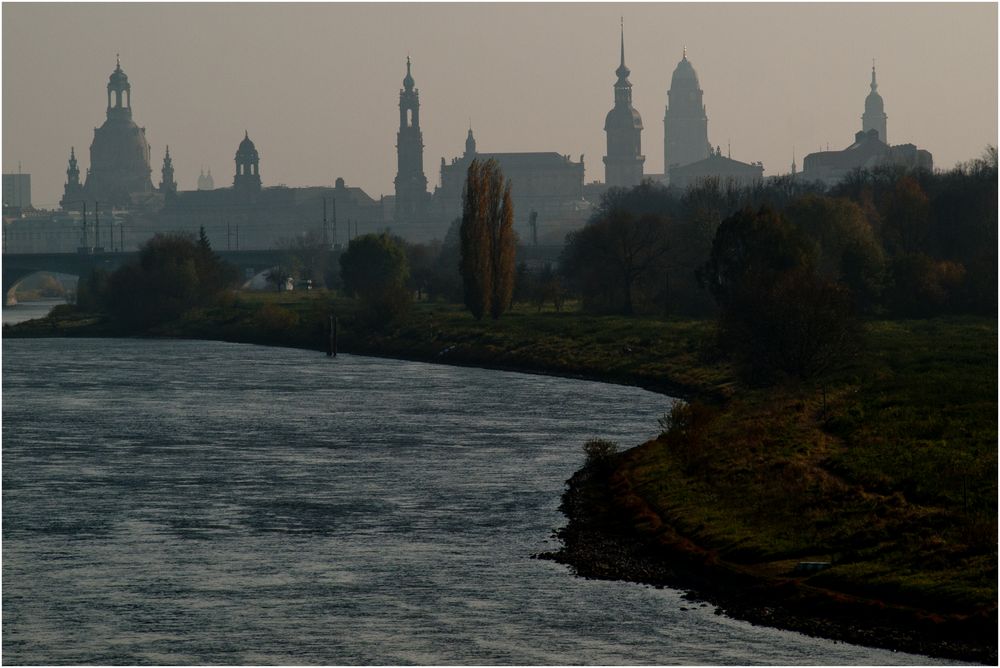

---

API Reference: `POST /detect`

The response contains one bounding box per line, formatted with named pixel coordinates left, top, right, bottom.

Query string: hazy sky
left=3, top=3, right=997, bottom=209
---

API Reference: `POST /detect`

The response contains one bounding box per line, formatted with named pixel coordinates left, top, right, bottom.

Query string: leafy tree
left=562, top=210, right=671, bottom=315
left=339, top=233, right=411, bottom=327
left=784, top=195, right=886, bottom=311
left=76, top=268, right=110, bottom=311
left=459, top=159, right=517, bottom=320
left=702, top=207, right=858, bottom=383
left=105, top=233, right=237, bottom=328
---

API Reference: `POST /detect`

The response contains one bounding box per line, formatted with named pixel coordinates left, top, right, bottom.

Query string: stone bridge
left=2, top=249, right=296, bottom=305
left=3, top=244, right=565, bottom=304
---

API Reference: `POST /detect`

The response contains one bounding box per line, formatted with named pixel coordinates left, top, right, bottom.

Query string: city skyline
left=3, top=2, right=997, bottom=209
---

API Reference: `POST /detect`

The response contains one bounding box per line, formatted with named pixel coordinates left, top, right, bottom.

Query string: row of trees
left=559, top=148, right=997, bottom=319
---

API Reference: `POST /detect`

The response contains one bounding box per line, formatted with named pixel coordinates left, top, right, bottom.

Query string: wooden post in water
left=327, top=313, right=338, bottom=357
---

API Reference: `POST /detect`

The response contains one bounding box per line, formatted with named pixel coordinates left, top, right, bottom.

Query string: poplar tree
left=460, top=158, right=516, bottom=320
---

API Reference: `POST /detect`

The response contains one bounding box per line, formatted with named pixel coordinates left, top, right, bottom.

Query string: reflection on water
left=2, top=299, right=62, bottom=325
left=2, top=339, right=949, bottom=664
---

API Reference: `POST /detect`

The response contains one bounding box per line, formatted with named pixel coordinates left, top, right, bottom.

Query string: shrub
left=583, top=439, right=619, bottom=469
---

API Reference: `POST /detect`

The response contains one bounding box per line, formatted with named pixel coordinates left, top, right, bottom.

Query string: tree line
left=75, top=147, right=996, bottom=381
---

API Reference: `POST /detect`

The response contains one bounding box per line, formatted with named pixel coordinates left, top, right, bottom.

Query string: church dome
left=605, top=104, right=643, bottom=131
left=403, top=56, right=415, bottom=91
left=670, top=53, right=701, bottom=89
left=865, top=89, right=884, bottom=114
left=236, top=131, right=259, bottom=160
left=865, top=67, right=884, bottom=113
left=108, top=58, right=129, bottom=88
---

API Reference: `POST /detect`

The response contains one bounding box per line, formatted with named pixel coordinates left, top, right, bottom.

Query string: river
left=2, top=338, right=953, bottom=664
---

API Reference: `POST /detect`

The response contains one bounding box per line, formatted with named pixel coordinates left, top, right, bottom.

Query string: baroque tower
left=60, top=147, right=84, bottom=209
left=81, top=56, right=153, bottom=208
left=159, top=145, right=177, bottom=194
left=394, top=57, right=428, bottom=222
left=862, top=62, right=888, bottom=143
left=664, top=48, right=710, bottom=177
left=603, top=20, right=645, bottom=188
left=234, top=131, right=262, bottom=195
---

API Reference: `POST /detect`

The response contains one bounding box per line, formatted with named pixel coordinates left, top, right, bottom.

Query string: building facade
left=668, top=147, right=764, bottom=190
left=434, top=128, right=587, bottom=229
left=603, top=23, right=644, bottom=188
left=3, top=173, right=31, bottom=210
left=664, top=49, right=711, bottom=178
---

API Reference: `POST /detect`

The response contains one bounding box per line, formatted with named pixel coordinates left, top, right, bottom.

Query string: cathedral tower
left=603, top=20, right=645, bottom=188
left=663, top=49, right=710, bottom=178
left=394, top=57, right=428, bottom=222
left=234, top=131, right=261, bottom=195
left=159, top=145, right=177, bottom=194
left=862, top=62, right=888, bottom=143
left=81, top=56, right=153, bottom=208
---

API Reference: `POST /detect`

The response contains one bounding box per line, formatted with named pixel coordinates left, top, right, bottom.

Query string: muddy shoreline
left=539, top=465, right=996, bottom=665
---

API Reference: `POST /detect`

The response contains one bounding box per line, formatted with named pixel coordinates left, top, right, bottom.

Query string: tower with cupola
left=394, top=57, right=428, bottom=222
left=862, top=62, right=888, bottom=143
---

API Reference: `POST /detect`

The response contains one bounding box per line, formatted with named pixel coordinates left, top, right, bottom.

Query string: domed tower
left=862, top=62, right=888, bottom=143
left=60, top=147, right=84, bottom=210
left=234, top=131, right=261, bottom=194
left=159, top=145, right=177, bottom=195
left=83, top=56, right=153, bottom=207
left=394, top=57, right=428, bottom=222
left=603, top=20, right=645, bottom=188
left=663, top=48, right=710, bottom=177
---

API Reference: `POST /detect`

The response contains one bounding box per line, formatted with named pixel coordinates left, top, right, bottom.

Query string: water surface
left=2, top=339, right=953, bottom=664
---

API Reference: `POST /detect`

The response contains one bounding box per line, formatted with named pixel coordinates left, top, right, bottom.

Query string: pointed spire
left=870, top=59, right=878, bottom=91
left=615, top=18, right=630, bottom=81
left=165, top=145, right=171, bottom=158
left=683, top=45, right=687, bottom=59
left=244, top=129, right=249, bottom=140
left=70, top=146, right=76, bottom=159
left=620, top=17, right=625, bottom=69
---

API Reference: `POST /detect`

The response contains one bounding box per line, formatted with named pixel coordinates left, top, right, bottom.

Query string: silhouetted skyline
left=3, top=3, right=996, bottom=208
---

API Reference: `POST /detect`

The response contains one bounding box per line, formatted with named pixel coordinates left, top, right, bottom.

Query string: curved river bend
left=3, top=339, right=948, bottom=664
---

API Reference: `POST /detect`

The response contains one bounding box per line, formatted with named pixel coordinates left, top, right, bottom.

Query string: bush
left=583, top=439, right=619, bottom=469
left=253, top=303, right=300, bottom=335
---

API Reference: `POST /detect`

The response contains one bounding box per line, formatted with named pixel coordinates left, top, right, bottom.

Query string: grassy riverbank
left=5, top=292, right=996, bottom=661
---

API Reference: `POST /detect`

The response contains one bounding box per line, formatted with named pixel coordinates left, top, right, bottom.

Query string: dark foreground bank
left=541, top=462, right=996, bottom=665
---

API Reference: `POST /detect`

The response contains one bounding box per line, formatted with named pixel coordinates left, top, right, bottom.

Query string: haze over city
left=3, top=2, right=996, bottom=209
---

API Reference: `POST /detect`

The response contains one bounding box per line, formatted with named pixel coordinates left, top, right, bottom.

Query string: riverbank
left=5, top=293, right=996, bottom=663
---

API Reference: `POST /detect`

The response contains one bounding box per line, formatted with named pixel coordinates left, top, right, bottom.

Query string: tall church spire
left=604, top=19, right=644, bottom=188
